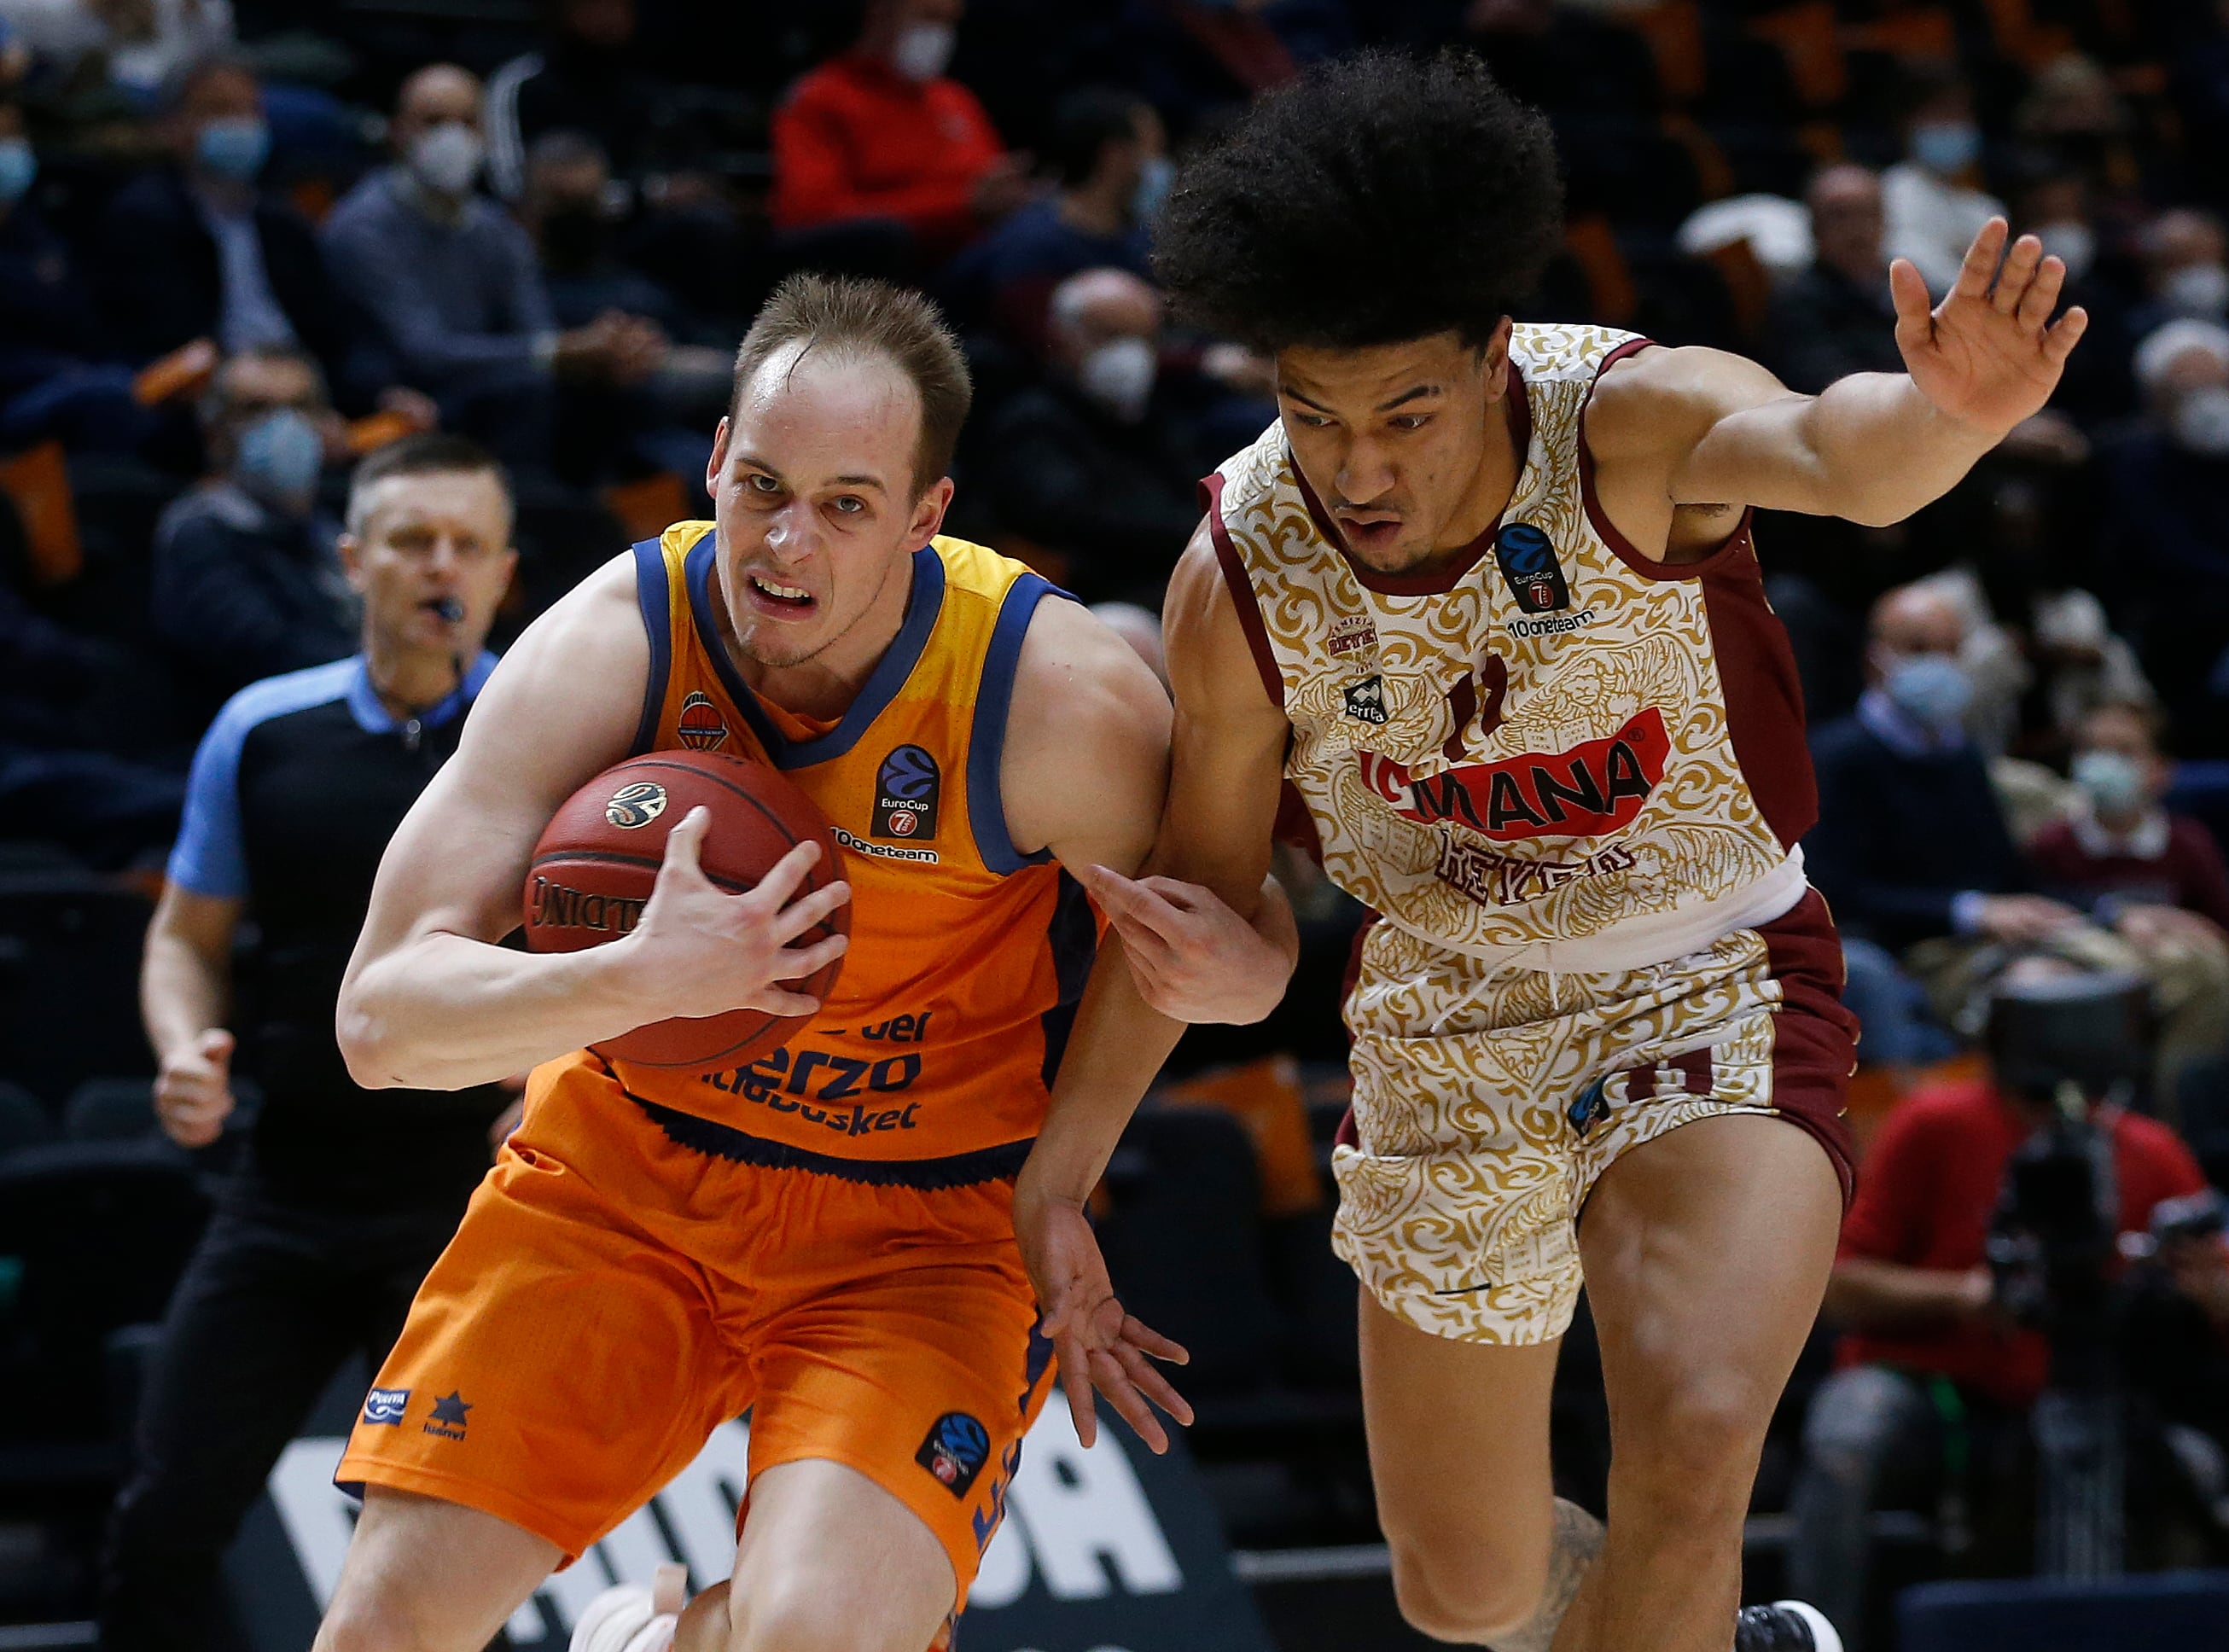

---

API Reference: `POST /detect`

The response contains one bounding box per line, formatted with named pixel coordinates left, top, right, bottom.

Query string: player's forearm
left=141, top=929, right=230, bottom=1064
left=337, top=932, right=652, bottom=1091
left=1019, top=936, right=1188, bottom=1207
left=1823, top=1258, right=1983, bottom=1333
left=1801, top=372, right=2001, bottom=527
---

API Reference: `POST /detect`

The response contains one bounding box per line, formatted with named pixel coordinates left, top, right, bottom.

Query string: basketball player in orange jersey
left=1014, top=52, right=2089, bottom=1652
left=306, top=276, right=1237, bottom=1652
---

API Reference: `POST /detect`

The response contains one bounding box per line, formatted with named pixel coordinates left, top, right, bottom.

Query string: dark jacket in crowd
left=981, top=378, right=1202, bottom=602
left=1805, top=700, right=2029, bottom=951
left=151, top=481, right=355, bottom=718
left=92, top=168, right=364, bottom=401
left=0, top=200, right=113, bottom=401
left=1764, top=262, right=1904, bottom=395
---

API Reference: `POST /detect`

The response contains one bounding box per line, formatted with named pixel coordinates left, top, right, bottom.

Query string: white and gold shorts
left=1330, top=891, right=1857, bottom=1346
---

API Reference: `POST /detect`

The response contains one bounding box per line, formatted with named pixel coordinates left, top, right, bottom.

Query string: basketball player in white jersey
left=1013, top=50, right=2087, bottom=1652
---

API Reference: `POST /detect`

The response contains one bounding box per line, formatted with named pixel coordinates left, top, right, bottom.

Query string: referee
left=101, top=435, right=521, bottom=1651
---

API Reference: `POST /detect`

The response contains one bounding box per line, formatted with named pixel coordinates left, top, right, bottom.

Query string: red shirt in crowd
left=2026, top=806, right=2229, bottom=933
left=1836, top=1078, right=2209, bottom=1407
left=771, top=52, right=1005, bottom=256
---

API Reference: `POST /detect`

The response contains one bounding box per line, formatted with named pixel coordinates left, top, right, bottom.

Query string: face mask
left=2072, top=749, right=2148, bottom=817
left=234, top=407, right=323, bottom=507
left=195, top=116, right=270, bottom=183
left=1078, top=335, right=1155, bottom=423
left=2171, top=384, right=2229, bottom=457
left=1910, top=120, right=1981, bottom=177
left=409, top=122, right=485, bottom=198
left=2034, top=220, right=2094, bottom=282
left=890, top=21, right=956, bottom=83
left=1132, top=154, right=1173, bottom=224
left=0, top=139, right=35, bottom=204
left=2162, top=262, right=2229, bottom=323
left=1882, top=652, right=1971, bottom=729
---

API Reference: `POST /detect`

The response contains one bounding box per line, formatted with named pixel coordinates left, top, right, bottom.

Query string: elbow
left=335, top=995, right=406, bottom=1090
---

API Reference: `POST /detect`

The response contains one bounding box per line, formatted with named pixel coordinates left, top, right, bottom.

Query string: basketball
left=521, top=751, right=849, bottom=1072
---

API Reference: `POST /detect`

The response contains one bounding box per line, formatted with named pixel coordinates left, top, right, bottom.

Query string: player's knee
left=1387, top=1539, right=1544, bottom=1644
left=726, top=1577, right=879, bottom=1652
left=1620, top=1376, right=1772, bottom=1520
left=313, top=1587, right=440, bottom=1652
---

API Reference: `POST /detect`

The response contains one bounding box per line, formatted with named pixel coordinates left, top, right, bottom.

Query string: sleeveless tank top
left=1206, top=323, right=1816, bottom=973
left=601, top=521, right=1093, bottom=1184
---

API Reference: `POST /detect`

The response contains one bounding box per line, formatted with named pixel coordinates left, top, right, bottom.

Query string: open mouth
left=746, top=572, right=818, bottom=615
left=419, top=595, right=464, bottom=624
left=1336, top=514, right=1404, bottom=551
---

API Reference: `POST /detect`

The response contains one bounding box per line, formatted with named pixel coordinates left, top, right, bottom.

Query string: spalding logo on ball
left=605, top=781, right=668, bottom=829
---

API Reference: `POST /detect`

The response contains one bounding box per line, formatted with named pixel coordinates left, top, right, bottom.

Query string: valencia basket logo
left=677, top=690, right=730, bottom=750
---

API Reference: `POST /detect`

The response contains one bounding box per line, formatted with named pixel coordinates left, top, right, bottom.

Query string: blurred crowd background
left=2, top=1, right=2229, bottom=1649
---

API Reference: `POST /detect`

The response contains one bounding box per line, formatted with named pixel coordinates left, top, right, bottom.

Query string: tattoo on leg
left=1488, top=1498, right=1604, bottom=1652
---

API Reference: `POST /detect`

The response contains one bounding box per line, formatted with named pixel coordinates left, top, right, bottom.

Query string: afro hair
left=1153, top=49, right=1564, bottom=355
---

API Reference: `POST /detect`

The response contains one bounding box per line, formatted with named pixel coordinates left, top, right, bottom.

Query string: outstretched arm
left=1590, top=219, right=2087, bottom=533
left=1007, top=528, right=1293, bottom=1449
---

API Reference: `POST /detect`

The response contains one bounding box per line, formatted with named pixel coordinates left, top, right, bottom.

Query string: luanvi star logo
left=423, top=1390, right=472, bottom=1440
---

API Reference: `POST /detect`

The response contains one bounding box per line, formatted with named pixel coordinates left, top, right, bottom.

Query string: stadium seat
left=0, top=1140, right=206, bottom=1446
left=1896, top=1570, right=2229, bottom=1652
left=63, top=1077, right=158, bottom=1143
left=0, top=879, right=155, bottom=1106
left=0, top=1080, right=53, bottom=1159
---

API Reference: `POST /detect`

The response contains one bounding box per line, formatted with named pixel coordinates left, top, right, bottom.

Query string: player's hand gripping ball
left=522, top=752, right=849, bottom=1071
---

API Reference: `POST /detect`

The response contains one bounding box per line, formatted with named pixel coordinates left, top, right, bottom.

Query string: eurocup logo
left=1493, top=521, right=1570, bottom=614
left=875, top=743, right=940, bottom=841
left=605, top=781, right=669, bottom=829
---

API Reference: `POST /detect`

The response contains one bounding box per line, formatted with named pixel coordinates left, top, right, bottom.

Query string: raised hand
left=617, top=806, right=850, bottom=1021
left=1013, top=1188, right=1194, bottom=1452
left=1892, top=218, right=2087, bottom=439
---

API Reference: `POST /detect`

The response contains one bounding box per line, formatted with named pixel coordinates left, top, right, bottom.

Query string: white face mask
left=409, top=121, right=485, bottom=198
left=2171, top=384, right=2229, bottom=457
left=1078, top=335, right=1155, bottom=423
left=890, top=20, right=956, bottom=83
left=2034, top=220, right=2095, bottom=282
left=2163, top=261, right=2229, bottom=323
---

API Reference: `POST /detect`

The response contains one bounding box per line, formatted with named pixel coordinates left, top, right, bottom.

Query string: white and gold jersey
left=1206, top=323, right=1816, bottom=972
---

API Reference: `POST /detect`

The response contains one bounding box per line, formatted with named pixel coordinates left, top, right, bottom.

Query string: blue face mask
left=234, top=407, right=323, bottom=507
left=0, top=139, right=36, bottom=205
left=1883, top=653, right=1972, bottom=730
left=195, top=116, right=271, bottom=183
left=1133, top=154, right=1173, bottom=224
left=1910, top=120, right=1981, bottom=177
left=2071, top=750, right=2148, bottom=817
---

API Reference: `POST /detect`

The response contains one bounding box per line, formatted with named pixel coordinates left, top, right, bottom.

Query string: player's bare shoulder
left=999, top=592, right=1173, bottom=866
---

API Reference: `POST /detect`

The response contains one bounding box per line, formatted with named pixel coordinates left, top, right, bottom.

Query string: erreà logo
left=874, top=743, right=940, bottom=841
left=1343, top=676, right=1388, bottom=725
left=1493, top=521, right=1569, bottom=614
left=677, top=690, right=729, bottom=750
left=1357, top=707, right=1670, bottom=841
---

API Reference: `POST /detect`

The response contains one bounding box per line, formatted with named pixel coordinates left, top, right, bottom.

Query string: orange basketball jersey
left=587, top=520, right=1094, bottom=1178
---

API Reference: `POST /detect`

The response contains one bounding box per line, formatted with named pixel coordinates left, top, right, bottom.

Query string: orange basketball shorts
left=335, top=1053, right=1053, bottom=1603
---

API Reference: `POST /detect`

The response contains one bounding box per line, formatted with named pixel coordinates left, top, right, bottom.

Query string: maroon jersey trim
left=1199, top=470, right=1287, bottom=712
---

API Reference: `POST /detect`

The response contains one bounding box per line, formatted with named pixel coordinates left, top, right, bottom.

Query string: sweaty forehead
left=733, top=344, right=921, bottom=482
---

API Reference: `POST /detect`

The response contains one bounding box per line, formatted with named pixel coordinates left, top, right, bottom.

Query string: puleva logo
left=917, top=1411, right=992, bottom=1498
left=605, top=781, right=668, bottom=829
left=875, top=744, right=940, bottom=841
left=677, top=690, right=729, bottom=750
left=1493, top=522, right=1570, bottom=614
left=361, top=1387, right=410, bottom=1426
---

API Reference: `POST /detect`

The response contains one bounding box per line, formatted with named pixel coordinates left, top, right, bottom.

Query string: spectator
left=2029, top=702, right=2229, bottom=1099
left=322, top=63, right=666, bottom=465
left=485, top=0, right=660, bottom=203
left=1788, top=959, right=2229, bottom=1647
left=2131, top=208, right=2228, bottom=339
left=100, top=435, right=519, bottom=1652
left=0, top=93, right=156, bottom=452
left=979, top=266, right=1201, bottom=602
left=2103, top=318, right=2229, bottom=743
left=0, top=0, right=230, bottom=92
left=770, top=0, right=1031, bottom=264
left=1766, top=165, right=1904, bottom=394
left=944, top=84, right=1161, bottom=347
left=1883, top=61, right=2007, bottom=298
left=152, top=346, right=353, bottom=717
left=518, top=127, right=690, bottom=334
left=92, top=52, right=364, bottom=405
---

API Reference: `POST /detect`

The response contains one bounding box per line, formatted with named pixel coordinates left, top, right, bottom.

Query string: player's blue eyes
left=747, top=474, right=780, bottom=493
left=832, top=497, right=864, bottom=515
